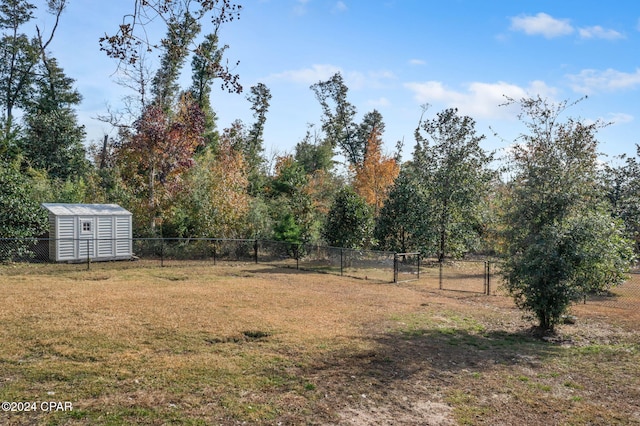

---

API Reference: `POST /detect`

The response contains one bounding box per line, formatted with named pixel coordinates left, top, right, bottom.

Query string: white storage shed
left=42, top=203, right=133, bottom=262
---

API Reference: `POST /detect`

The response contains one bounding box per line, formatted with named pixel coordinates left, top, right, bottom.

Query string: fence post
left=393, top=254, right=398, bottom=283
left=486, top=261, right=491, bottom=295
left=86, top=239, right=91, bottom=270
left=417, top=254, right=421, bottom=280
left=254, top=239, right=258, bottom=264
left=340, top=249, right=344, bottom=276
left=160, top=238, right=164, bottom=267
left=213, top=240, right=217, bottom=265
left=484, top=261, right=488, bottom=295
left=439, top=259, right=443, bottom=290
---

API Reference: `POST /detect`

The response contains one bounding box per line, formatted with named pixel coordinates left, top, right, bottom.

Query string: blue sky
left=39, top=1, right=640, bottom=164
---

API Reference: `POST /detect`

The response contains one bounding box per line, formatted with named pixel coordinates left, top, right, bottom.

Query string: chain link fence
left=393, top=252, right=422, bottom=283
left=579, top=268, right=640, bottom=310
left=1, top=238, right=638, bottom=309
left=403, top=258, right=640, bottom=312
left=0, top=238, right=401, bottom=283
left=0, top=237, right=497, bottom=291
left=133, top=238, right=259, bottom=266
left=416, top=258, right=494, bottom=295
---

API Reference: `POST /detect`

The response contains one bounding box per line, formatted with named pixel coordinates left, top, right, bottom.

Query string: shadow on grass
left=246, top=265, right=392, bottom=283
left=245, top=266, right=313, bottom=275
left=305, top=326, right=561, bottom=391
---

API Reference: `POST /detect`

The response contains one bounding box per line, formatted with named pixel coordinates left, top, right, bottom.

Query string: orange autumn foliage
left=352, top=126, right=399, bottom=215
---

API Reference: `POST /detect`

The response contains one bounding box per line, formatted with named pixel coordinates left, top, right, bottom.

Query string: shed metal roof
left=42, top=203, right=132, bottom=216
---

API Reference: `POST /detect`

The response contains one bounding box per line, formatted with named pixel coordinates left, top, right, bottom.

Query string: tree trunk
left=99, top=135, right=108, bottom=169
left=439, top=199, right=448, bottom=262
left=149, top=164, right=156, bottom=232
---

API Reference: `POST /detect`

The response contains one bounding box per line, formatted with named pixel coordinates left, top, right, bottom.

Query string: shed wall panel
left=78, top=239, right=94, bottom=258
left=56, top=217, right=76, bottom=261
left=48, top=213, right=56, bottom=261
left=115, top=216, right=132, bottom=256
left=97, top=217, right=114, bottom=257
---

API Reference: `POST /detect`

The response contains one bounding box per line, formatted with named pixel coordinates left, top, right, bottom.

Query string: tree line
left=1, top=0, right=638, bottom=332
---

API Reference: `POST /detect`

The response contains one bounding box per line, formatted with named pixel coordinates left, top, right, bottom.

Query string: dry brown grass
left=0, top=262, right=639, bottom=425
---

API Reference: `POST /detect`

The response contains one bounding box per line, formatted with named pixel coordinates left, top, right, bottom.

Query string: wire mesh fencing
left=1, top=237, right=639, bottom=310
left=133, top=238, right=259, bottom=267
left=264, top=243, right=397, bottom=283
left=580, top=268, right=640, bottom=310
left=0, top=238, right=399, bottom=282
left=393, top=252, right=421, bottom=283
left=416, top=258, right=494, bottom=295
left=0, top=238, right=45, bottom=262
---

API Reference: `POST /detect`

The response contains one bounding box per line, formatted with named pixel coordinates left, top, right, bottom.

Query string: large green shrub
left=0, top=162, right=48, bottom=260
left=501, top=97, right=635, bottom=332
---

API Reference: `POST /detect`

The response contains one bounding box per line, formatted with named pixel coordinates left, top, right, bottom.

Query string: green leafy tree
left=413, top=107, right=495, bottom=260
left=355, top=110, right=385, bottom=161
left=0, top=160, right=48, bottom=260
left=167, top=135, right=249, bottom=238
left=311, top=72, right=360, bottom=166
left=323, top=187, right=375, bottom=249
left=20, top=55, right=87, bottom=180
left=311, top=75, right=397, bottom=172
left=24, top=166, right=87, bottom=205
left=273, top=213, right=302, bottom=244
left=246, top=83, right=270, bottom=157
left=0, top=160, right=47, bottom=237
left=294, top=125, right=334, bottom=174
left=271, top=212, right=303, bottom=259
left=189, top=32, right=239, bottom=147
left=0, top=0, right=35, bottom=153
left=152, top=11, right=201, bottom=111
left=244, top=196, right=273, bottom=240
left=244, top=82, right=271, bottom=193
left=501, top=97, right=635, bottom=332
left=267, top=154, right=317, bottom=243
left=374, top=169, right=431, bottom=253
left=602, top=145, right=640, bottom=253
left=269, top=154, right=308, bottom=197
left=0, top=0, right=65, bottom=156
left=292, top=130, right=344, bottom=242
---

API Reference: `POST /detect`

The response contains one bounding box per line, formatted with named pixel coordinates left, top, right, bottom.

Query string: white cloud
left=405, top=81, right=461, bottom=103
left=509, top=13, right=574, bottom=38
left=268, top=64, right=343, bottom=84
left=332, top=1, right=347, bottom=13
left=582, top=112, right=634, bottom=129
left=268, top=65, right=395, bottom=89
left=578, top=25, right=624, bottom=40
left=606, top=112, right=634, bottom=125
left=404, top=80, right=557, bottom=119
left=527, top=80, right=558, bottom=98
left=568, top=68, right=640, bottom=94
left=409, top=58, right=426, bottom=66
left=367, top=97, right=391, bottom=108
left=331, top=69, right=395, bottom=90
left=293, top=0, right=310, bottom=16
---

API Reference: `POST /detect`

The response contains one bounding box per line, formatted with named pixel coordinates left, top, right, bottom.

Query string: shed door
left=78, top=217, right=95, bottom=259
